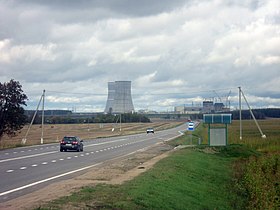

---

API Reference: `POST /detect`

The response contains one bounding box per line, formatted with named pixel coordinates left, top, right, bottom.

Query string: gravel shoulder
left=0, top=142, right=175, bottom=210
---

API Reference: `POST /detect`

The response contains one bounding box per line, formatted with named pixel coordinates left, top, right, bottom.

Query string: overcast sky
left=0, top=0, right=279, bottom=112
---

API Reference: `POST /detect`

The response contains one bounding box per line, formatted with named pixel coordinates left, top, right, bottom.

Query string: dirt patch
left=0, top=142, right=175, bottom=210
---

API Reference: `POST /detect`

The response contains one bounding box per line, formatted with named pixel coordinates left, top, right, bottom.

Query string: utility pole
left=238, top=87, right=242, bottom=140
left=41, top=90, right=45, bottom=144
left=22, top=90, right=45, bottom=144
left=240, top=88, right=266, bottom=138
left=238, top=87, right=266, bottom=139
left=120, top=113, right=122, bottom=132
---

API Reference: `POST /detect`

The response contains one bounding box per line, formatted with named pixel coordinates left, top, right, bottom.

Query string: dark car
left=146, top=128, right=154, bottom=134
left=60, top=136, right=84, bottom=152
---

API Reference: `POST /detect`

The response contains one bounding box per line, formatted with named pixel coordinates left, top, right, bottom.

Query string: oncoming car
left=146, top=128, right=154, bottom=134
left=60, top=136, right=84, bottom=152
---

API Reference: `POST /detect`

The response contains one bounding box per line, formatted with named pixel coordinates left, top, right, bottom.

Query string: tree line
left=27, top=113, right=151, bottom=124
left=231, top=108, right=280, bottom=120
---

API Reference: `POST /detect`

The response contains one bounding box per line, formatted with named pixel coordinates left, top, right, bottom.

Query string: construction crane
left=213, top=90, right=222, bottom=103
left=226, top=90, right=231, bottom=108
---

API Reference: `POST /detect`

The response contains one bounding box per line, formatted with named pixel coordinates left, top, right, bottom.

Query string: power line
left=46, top=87, right=237, bottom=97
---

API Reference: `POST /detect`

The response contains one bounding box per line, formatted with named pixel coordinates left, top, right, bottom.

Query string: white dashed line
left=51, top=160, right=56, bottom=163
left=59, top=159, right=64, bottom=161
left=0, top=151, right=58, bottom=163
left=6, top=170, right=14, bottom=173
left=20, top=167, right=27, bottom=170
left=42, top=162, right=48, bottom=165
left=32, top=164, right=38, bottom=167
left=67, top=157, right=71, bottom=159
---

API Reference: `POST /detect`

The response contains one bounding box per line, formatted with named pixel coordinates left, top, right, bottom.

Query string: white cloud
left=0, top=39, right=57, bottom=63
left=46, top=96, right=80, bottom=103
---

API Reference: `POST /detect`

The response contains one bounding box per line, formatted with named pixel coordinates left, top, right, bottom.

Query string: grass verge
left=36, top=145, right=250, bottom=210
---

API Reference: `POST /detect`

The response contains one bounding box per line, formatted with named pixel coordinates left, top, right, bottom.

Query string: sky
left=0, top=0, right=279, bottom=112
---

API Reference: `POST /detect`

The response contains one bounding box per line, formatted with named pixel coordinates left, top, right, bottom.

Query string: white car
left=146, top=128, right=154, bottom=134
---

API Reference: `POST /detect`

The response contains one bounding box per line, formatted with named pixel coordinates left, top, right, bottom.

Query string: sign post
left=187, top=121, right=195, bottom=144
left=203, top=114, right=232, bottom=146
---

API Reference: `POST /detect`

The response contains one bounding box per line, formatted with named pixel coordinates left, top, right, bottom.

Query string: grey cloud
left=0, top=0, right=279, bottom=111
left=18, top=0, right=190, bottom=16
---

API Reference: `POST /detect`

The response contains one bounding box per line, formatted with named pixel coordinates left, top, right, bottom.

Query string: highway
left=0, top=124, right=185, bottom=202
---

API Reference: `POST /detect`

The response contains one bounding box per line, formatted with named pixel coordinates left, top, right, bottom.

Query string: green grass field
left=37, top=146, right=247, bottom=210
left=36, top=119, right=280, bottom=210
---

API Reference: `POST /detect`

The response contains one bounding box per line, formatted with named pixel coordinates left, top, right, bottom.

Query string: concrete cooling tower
left=104, top=81, right=134, bottom=114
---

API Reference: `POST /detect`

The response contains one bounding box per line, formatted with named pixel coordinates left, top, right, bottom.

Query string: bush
left=242, top=153, right=280, bottom=209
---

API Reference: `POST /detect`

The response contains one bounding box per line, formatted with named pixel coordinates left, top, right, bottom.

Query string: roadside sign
left=187, top=121, right=194, bottom=131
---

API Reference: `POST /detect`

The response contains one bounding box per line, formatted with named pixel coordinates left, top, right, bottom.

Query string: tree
left=0, top=79, right=28, bottom=140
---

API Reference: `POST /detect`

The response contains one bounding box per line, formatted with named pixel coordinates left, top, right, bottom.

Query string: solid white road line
left=0, top=163, right=102, bottom=197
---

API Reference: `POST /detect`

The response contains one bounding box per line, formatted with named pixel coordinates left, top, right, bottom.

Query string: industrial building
left=104, top=81, right=134, bottom=114
left=174, top=100, right=228, bottom=114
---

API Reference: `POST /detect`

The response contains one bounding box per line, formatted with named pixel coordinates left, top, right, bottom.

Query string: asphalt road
left=0, top=124, right=185, bottom=202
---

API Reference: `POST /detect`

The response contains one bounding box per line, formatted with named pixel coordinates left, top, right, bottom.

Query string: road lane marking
left=0, top=127, right=183, bottom=164
left=0, top=163, right=102, bottom=197
left=6, top=170, right=14, bottom=173
left=0, top=151, right=57, bottom=163
left=20, top=167, right=27, bottom=170
left=32, top=164, right=38, bottom=167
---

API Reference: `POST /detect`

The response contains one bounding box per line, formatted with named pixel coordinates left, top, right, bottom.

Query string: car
left=146, top=128, right=154, bottom=134
left=60, top=136, right=84, bottom=152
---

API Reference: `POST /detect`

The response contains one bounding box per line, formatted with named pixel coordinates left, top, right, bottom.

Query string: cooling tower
left=104, top=81, right=134, bottom=114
